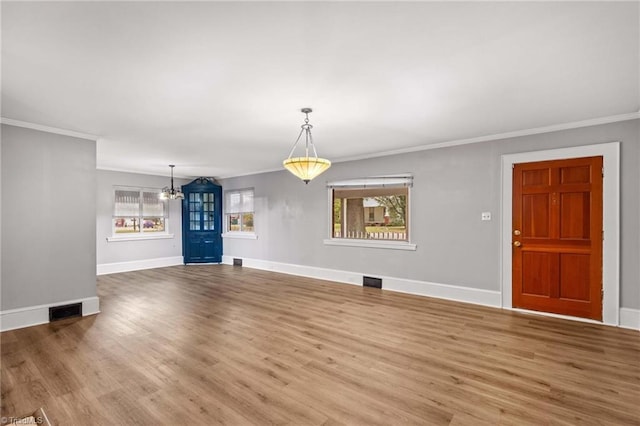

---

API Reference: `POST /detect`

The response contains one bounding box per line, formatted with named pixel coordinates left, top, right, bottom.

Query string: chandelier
left=283, top=108, right=331, bottom=184
left=160, top=165, right=184, bottom=200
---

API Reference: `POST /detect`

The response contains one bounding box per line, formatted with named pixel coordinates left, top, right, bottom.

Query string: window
left=113, top=187, right=168, bottom=236
left=326, top=175, right=415, bottom=250
left=224, top=189, right=254, bottom=234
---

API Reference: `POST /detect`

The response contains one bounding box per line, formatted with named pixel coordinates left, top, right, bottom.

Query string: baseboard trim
left=97, top=256, right=183, bottom=275
left=620, top=307, right=640, bottom=330
left=0, top=296, right=100, bottom=332
left=222, top=255, right=637, bottom=328
left=510, top=308, right=605, bottom=325
left=221, top=255, right=501, bottom=308
left=382, top=276, right=501, bottom=307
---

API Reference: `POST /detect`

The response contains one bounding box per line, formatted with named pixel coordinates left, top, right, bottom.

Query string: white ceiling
left=2, top=2, right=638, bottom=179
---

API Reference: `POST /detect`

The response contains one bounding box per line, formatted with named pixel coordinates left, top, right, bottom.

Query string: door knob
left=513, top=241, right=522, bottom=247
left=514, top=229, right=521, bottom=236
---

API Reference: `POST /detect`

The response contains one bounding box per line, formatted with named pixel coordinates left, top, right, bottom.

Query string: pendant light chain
left=304, top=111, right=310, bottom=158
left=160, top=164, right=185, bottom=200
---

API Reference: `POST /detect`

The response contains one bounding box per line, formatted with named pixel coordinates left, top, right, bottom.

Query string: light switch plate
left=481, top=212, right=491, bottom=221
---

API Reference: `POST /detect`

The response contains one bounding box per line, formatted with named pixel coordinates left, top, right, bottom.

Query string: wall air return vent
left=49, top=303, right=82, bottom=322
left=363, top=276, right=382, bottom=289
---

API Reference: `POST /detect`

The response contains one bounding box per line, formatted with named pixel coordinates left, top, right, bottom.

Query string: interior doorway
left=501, top=142, right=620, bottom=325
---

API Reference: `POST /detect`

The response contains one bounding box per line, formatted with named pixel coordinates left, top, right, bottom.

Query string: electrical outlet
left=481, top=212, right=491, bottom=221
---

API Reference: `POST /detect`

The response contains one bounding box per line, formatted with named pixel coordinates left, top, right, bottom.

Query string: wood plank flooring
left=1, top=265, right=639, bottom=425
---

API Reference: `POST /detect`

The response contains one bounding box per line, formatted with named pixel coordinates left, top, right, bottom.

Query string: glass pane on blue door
left=189, top=193, right=202, bottom=230
left=203, top=193, right=214, bottom=230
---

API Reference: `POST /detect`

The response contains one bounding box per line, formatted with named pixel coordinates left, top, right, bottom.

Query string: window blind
left=114, top=190, right=140, bottom=216
left=142, top=191, right=164, bottom=216
left=225, top=189, right=254, bottom=214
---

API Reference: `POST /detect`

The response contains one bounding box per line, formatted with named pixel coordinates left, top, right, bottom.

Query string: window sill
left=107, top=233, right=174, bottom=242
left=222, top=232, right=258, bottom=240
left=323, top=238, right=417, bottom=251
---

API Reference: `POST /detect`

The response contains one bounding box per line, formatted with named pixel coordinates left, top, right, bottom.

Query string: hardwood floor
left=1, top=265, right=639, bottom=425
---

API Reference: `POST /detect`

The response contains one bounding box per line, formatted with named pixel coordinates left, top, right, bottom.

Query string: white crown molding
left=332, top=111, right=640, bottom=164
left=6, top=111, right=638, bottom=180
left=216, top=111, right=640, bottom=180
left=96, top=166, right=193, bottom=180
left=216, top=165, right=285, bottom=180
left=0, top=117, right=99, bottom=141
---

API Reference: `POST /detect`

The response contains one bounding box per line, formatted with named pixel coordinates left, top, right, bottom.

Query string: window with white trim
left=329, top=176, right=412, bottom=242
left=224, top=188, right=254, bottom=234
left=113, top=187, right=168, bottom=236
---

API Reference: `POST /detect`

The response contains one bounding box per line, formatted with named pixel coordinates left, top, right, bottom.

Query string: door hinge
left=602, top=230, right=604, bottom=241
left=602, top=167, right=604, bottom=177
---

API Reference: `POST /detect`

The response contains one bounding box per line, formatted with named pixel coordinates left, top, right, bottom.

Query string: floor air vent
left=49, top=303, right=82, bottom=322
left=233, top=258, right=243, bottom=266
left=363, top=276, right=382, bottom=289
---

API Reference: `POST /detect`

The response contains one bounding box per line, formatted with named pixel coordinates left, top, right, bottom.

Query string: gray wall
left=96, top=169, right=186, bottom=265
left=0, top=125, right=3, bottom=305
left=220, top=119, right=640, bottom=310
left=1, top=124, right=97, bottom=311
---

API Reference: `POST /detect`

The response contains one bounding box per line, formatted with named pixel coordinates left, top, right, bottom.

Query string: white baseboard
left=222, top=255, right=637, bottom=328
left=0, top=296, right=100, bottom=332
left=222, top=255, right=501, bottom=308
left=97, top=256, right=183, bottom=275
left=382, top=276, right=501, bottom=307
left=510, top=308, right=605, bottom=325
left=620, top=307, right=640, bottom=330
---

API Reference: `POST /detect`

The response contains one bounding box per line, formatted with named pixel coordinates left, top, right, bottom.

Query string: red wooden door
left=512, top=156, right=603, bottom=320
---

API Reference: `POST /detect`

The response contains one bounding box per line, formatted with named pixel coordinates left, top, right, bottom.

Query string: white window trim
left=111, top=186, right=171, bottom=240
left=222, top=232, right=258, bottom=240
left=224, top=188, right=256, bottom=237
left=107, top=233, right=175, bottom=242
left=324, top=176, right=416, bottom=251
left=323, top=238, right=416, bottom=251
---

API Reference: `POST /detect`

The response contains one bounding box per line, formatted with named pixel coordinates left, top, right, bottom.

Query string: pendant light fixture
left=160, top=165, right=184, bottom=200
left=283, top=108, right=331, bottom=184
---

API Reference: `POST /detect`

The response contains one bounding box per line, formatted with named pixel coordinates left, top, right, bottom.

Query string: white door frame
left=501, top=142, right=620, bottom=326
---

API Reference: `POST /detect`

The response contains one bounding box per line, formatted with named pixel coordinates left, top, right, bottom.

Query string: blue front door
left=182, top=178, right=222, bottom=263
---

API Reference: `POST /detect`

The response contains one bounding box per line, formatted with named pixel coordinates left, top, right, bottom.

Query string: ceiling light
left=283, top=108, right=331, bottom=184
left=160, top=165, right=184, bottom=200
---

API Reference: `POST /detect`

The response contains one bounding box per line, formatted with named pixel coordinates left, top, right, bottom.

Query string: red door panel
left=512, top=156, right=603, bottom=320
